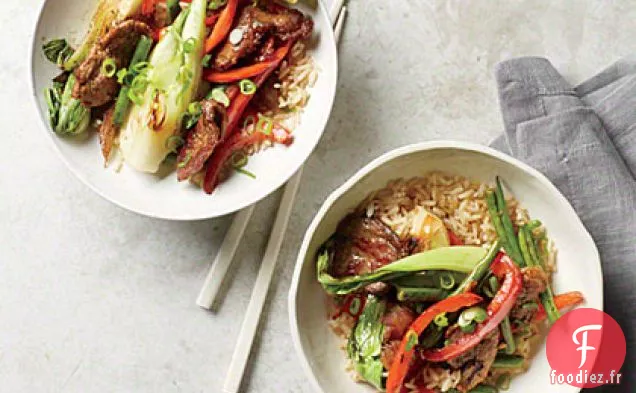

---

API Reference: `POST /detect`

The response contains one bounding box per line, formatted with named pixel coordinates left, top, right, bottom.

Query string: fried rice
left=327, top=171, right=558, bottom=392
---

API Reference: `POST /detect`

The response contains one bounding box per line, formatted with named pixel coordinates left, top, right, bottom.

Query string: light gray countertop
left=1, top=1, right=632, bottom=392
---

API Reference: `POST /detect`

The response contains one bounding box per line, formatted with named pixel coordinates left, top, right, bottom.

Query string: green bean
left=486, top=191, right=509, bottom=251
left=396, top=287, right=449, bottom=302
left=495, top=177, right=525, bottom=266
left=518, top=225, right=534, bottom=267
left=487, top=273, right=516, bottom=354
left=522, top=225, right=560, bottom=323
left=390, top=271, right=466, bottom=289
left=452, top=240, right=501, bottom=296
left=113, top=35, right=153, bottom=126
left=492, top=354, right=526, bottom=369
left=500, top=316, right=516, bottom=354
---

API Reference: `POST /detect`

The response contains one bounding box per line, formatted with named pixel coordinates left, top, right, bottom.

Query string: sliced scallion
left=439, top=272, right=456, bottom=290
left=239, top=79, right=257, bottom=95
left=209, top=87, right=230, bottom=107
left=101, top=58, right=117, bottom=77
left=256, top=115, right=273, bottom=135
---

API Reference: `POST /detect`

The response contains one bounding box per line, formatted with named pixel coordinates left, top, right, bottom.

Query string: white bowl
left=289, top=141, right=603, bottom=393
left=30, top=0, right=337, bottom=220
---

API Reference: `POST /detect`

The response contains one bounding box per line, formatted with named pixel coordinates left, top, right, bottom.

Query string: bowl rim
left=29, top=0, right=338, bottom=221
left=288, top=140, right=603, bottom=393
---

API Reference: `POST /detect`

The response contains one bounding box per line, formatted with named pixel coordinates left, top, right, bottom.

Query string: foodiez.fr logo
left=546, top=308, right=626, bottom=388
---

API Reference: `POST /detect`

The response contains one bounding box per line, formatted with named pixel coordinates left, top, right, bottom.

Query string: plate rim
left=29, top=0, right=339, bottom=221
left=288, top=140, right=603, bottom=393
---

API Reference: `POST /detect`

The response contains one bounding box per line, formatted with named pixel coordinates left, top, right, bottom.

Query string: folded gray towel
left=491, top=57, right=636, bottom=392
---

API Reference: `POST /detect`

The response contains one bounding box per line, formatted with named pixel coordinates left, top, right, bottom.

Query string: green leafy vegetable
left=46, top=74, right=90, bottom=136
left=317, top=246, right=488, bottom=295
left=42, top=39, right=74, bottom=67
left=347, top=296, right=385, bottom=390
left=119, top=0, right=207, bottom=173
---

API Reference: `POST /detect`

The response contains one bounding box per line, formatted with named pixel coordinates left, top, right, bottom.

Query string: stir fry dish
left=42, top=0, right=316, bottom=193
left=316, top=173, right=584, bottom=393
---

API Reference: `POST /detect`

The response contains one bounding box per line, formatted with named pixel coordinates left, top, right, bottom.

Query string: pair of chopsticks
left=196, top=2, right=347, bottom=392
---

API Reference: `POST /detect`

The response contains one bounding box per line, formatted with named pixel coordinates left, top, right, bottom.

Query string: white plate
left=289, top=141, right=603, bottom=393
left=30, top=0, right=338, bottom=220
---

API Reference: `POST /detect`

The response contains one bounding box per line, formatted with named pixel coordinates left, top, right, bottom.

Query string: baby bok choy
left=45, top=74, right=90, bottom=136
left=317, top=246, right=488, bottom=295
left=347, top=296, right=386, bottom=390
left=63, top=0, right=144, bottom=71
left=119, top=0, right=207, bottom=173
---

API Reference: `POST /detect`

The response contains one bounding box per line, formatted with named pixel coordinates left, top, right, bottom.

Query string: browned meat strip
left=99, top=106, right=118, bottom=163
left=510, top=266, right=549, bottom=323
left=447, top=328, right=499, bottom=391
left=381, top=340, right=401, bottom=371
left=214, top=6, right=313, bottom=71
left=329, top=214, right=409, bottom=278
left=73, top=20, right=151, bottom=108
left=382, top=304, right=415, bottom=341
left=380, top=304, right=415, bottom=370
left=177, top=99, right=227, bottom=181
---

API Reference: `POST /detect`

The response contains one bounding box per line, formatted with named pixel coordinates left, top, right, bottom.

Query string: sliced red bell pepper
left=201, top=131, right=268, bottom=193
left=386, top=293, right=483, bottom=393
left=205, top=13, right=220, bottom=27
left=141, top=0, right=158, bottom=15
left=222, top=43, right=291, bottom=141
left=204, top=0, right=239, bottom=53
left=421, top=254, right=522, bottom=362
left=202, top=42, right=292, bottom=192
left=204, top=56, right=282, bottom=83
left=534, top=291, right=584, bottom=323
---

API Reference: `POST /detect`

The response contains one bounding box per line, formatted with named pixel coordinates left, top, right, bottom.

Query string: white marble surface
left=1, top=1, right=635, bottom=392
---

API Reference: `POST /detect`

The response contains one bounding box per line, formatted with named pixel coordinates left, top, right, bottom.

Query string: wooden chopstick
left=220, top=4, right=347, bottom=392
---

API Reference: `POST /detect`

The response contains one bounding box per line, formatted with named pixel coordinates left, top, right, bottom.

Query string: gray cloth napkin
left=490, top=57, right=636, bottom=392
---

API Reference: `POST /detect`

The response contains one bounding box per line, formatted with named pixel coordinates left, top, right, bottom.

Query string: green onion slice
left=239, top=79, right=257, bottom=95
left=405, top=330, right=419, bottom=351
left=348, top=297, right=361, bottom=316
left=231, top=151, right=248, bottom=169
left=131, top=61, right=150, bottom=74
left=459, top=306, right=488, bottom=328
left=209, top=87, right=230, bottom=107
left=460, top=323, right=476, bottom=333
left=256, top=115, right=274, bottom=135
left=127, top=88, right=144, bottom=106
left=101, top=58, right=117, bottom=77
left=183, top=38, right=196, bottom=54
left=434, top=313, right=449, bottom=328
left=202, top=54, right=212, bottom=68
left=439, top=272, right=456, bottom=290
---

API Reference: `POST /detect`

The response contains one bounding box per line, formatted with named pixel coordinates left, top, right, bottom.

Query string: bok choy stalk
left=317, top=246, right=488, bottom=295
left=347, top=296, right=386, bottom=390
left=45, top=74, right=90, bottom=136
left=119, top=0, right=207, bottom=173
left=63, top=0, right=143, bottom=71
